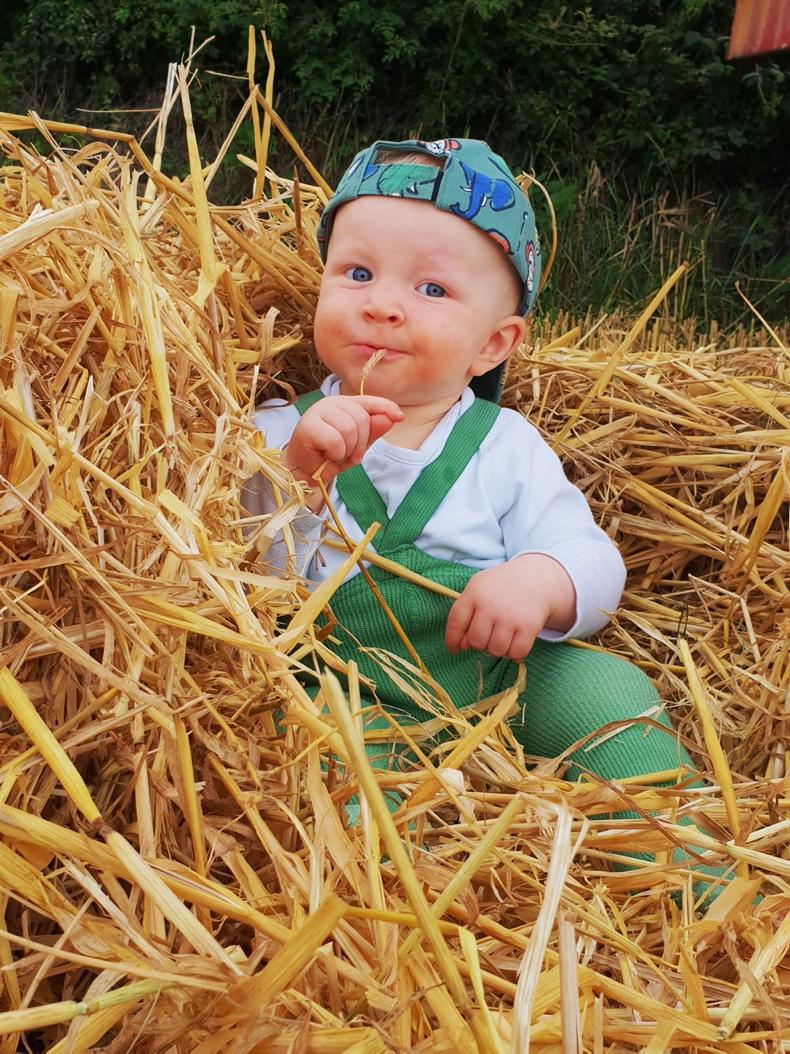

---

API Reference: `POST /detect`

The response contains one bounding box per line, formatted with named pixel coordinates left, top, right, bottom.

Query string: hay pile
left=0, top=70, right=788, bottom=1053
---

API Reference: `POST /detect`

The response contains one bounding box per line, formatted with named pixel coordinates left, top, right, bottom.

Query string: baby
left=245, top=138, right=702, bottom=828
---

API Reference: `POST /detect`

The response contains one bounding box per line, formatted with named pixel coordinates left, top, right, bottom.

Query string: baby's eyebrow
left=416, top=247, right=465, bottom=266
left=332, top=246, right=375, bottom=263
left=416, top=256, right=464, bottom=277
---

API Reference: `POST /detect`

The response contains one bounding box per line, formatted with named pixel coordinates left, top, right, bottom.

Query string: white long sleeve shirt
left=243, top=375, right=626, bottom=642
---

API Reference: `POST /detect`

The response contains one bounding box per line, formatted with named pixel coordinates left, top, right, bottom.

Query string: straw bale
left=0, top=61, right=788, bottom=1052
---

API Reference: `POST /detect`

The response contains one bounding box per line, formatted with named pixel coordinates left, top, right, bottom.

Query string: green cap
left=316, top=138, right=541, bottom=318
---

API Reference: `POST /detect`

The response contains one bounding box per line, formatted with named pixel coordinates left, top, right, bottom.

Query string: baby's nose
left=362, top=284, right=404, bottom=324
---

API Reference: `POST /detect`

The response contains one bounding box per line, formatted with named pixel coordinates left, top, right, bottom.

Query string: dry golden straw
left=359, top=347, right=386, bottom=395
left=0, top=32, right=787, bottom=1052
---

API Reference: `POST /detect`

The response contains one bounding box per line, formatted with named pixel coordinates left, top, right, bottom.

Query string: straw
left=512, top=803, right=575, bottom=1052
left=677, top=637, right=745, bottom=867
left=0, top=668, right=101, bottom=823
left=0, top=49, right=787, bottom=1049
left=359, top=348, right=386, bottom=395
left=322, top=670, right=470, bottom=1011
left=558, top=910, right=581, bottom=1054
left=718, top=913, right=790, bottom=1038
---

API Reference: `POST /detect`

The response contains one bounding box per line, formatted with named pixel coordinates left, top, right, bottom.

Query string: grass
left=530, top=169, right=789, bottom=327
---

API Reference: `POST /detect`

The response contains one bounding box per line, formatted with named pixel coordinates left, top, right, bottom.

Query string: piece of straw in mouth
left=359, top=348, right=386, bottom=395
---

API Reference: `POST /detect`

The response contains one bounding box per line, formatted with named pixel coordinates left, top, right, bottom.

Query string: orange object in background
left=728, top=0, right=790, bottom=57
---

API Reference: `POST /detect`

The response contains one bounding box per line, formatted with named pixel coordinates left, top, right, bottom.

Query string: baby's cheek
left=412, top=350, right=465, bottom=389
left=313, top=306, right=345, bottom=358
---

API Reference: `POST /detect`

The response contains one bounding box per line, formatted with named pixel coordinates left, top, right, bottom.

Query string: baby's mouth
left=355, top=344, right=404, bottom=360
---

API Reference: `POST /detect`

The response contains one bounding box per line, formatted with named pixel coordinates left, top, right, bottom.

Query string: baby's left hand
left=444, top=554, right=577, bottom=661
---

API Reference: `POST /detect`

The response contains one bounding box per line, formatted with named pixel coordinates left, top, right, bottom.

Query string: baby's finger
left=334, top=403, right=379, bottom=457
left=445, top=597, right=474, bottom=653
left=349, top=405, right=383, bottom=464
left=332, top=403, right=371, bottom=464
left=508, top=629, right=537, bottom=662
left=351, top=414, right=371, bottom=464
left=464, top=610, right=494, bottom=654
left=353, top=395, right=404, bottom=422
left=486, top=623, right=516, bottom=659
left=368, top=411, right=398, bottom=445
left=309, top=415, right=359, bottom=464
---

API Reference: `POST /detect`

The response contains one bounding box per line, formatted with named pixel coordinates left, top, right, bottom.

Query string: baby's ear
left=471, top=315, right=527, bottom=376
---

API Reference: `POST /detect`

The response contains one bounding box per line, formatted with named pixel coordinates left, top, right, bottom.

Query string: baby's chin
left=334, top=367, right=469, bottom=406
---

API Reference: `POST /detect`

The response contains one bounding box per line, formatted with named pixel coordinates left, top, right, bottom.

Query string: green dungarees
left=295, top=391, right=696, bottom=786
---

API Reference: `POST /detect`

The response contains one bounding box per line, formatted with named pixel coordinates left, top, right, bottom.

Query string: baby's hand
left=286, top=395, right=403, bottom=511
left=445, top=554, right=577, bottom=661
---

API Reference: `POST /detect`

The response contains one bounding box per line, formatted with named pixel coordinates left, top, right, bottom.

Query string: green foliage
left=2, top=0, right=787, bottom=180
left=0, top=1, right=270, bottom=108
left=263, top=0, right=788, bottom=182
left=0, top=0, right=787, bottom=324
left=533, top=174, right=788, bottom=323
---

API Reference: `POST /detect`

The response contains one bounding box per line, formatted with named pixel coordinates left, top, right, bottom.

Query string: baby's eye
left=346, top=266, right=373, bottom=282
left=417, top=281, right=446, bottom=298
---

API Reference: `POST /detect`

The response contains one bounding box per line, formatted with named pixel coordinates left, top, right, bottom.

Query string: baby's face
left=314, top=197, right=524, bottom=406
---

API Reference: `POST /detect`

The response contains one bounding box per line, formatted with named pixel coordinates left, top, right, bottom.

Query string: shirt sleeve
left=241, top=400, right=327, bottom=579
left=490, top=413, right=626, bottom=641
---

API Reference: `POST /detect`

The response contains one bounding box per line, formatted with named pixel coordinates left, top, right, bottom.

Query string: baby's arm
left=445, top=413, right=625, bottom=660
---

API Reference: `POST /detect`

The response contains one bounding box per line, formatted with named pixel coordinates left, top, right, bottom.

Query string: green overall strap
left=293, top=391, right=500, bottom=552
left=294, top=390, right=390, bottom=534
left=377, top=398, right=500, bottom=551
left=294, top=390, right=325, bottom=414
left=336, top=467, right=390, bottom=533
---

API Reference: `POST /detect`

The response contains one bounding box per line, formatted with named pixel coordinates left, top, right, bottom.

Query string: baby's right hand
left=285, top=395, right=403, bottom=510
